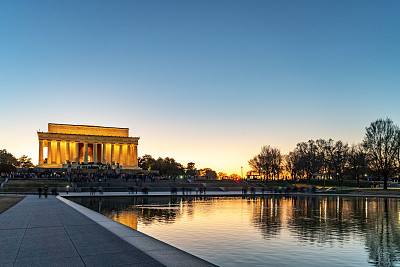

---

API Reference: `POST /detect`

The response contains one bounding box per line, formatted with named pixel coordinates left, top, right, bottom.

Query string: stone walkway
left=0, top=195, right=214, bottom=267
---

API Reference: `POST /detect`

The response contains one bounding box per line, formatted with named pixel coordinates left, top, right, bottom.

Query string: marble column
left=39, top=140, right=44, bottom=165
left=102, top=143, right=106, bottom=164
left=130, top=145, right=134, bottom=166
left=75, top=143, right=80, bottom=163
left=56, top=141, right=61, bottom=164
left=48, top=141, right=52, bottom=164
left=127, top=144, right=131, bottom=166
left=114, top=144, right=119, bottom=164
left=93, top=143, right=98, bottom=164
left=133, top=145, right=138, bottom=167
left=66, top=142, right=70, bottom=163
left=119, top=144, right=123, bottom=165
left=60, top=142, right=65, bottom=164
left=70, top=142, right=74, bottom=163
left=111, top=144, right=114, bottom=165
left=84, top=142, right=88, bottom=164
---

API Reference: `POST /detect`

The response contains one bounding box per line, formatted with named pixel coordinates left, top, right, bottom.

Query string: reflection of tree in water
left=286, top=196, right=359, bottom=245
left=250, top=196, right=283, bottom=239
left=364, top=198, right=400, bottom=266
left=287, top=196, right=400, bottom=266
left=250, top=195, right=400, bottom=266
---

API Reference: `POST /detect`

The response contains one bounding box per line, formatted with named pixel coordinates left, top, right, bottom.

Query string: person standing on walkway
left=37, top=187, right=42, bottom=198
left=44, top=185, right=48, bottom=198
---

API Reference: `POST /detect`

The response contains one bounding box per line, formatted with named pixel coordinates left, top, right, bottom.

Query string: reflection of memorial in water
left=109, top=210, right=139, bottom=230
left=122, top=196, right=220, bottom=226
left=105, top=196, right=182, bottom=226
left=74, top=196, right=242, bottom=227
left=73, top=196, right=205, bottom=228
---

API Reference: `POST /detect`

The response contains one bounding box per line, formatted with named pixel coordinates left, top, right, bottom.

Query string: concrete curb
left=57, top=190, right=400, bottom=199
left=57, top=196, right=217, bottom=267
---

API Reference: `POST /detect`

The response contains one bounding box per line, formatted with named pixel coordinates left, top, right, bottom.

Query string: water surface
left=71, top=196, right=400, bottom=266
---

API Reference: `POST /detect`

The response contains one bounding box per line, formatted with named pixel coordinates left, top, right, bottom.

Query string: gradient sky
left=1, top=1, right=399, bottom=175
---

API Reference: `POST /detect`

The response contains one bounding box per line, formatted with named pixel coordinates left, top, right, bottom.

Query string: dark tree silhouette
left=0, top=149, right=18, bottom=172
left=330, top=140, right=349, bottom=182
left=249, top=145, right=282, bottom=180
left=199, top=168, right=217, bottom=180
left=138, top=154, right=156, bottom=170
left=138, top=155, right=185, bottom=175
left=347, top=144, right=368, bottom=187
left=186, top=162, right=196, bottom=176
left=17, top=155, right=34, bottom=168
left=296, top=140, right=322, bottom=181
left=363, top=118, right=400, bottom=190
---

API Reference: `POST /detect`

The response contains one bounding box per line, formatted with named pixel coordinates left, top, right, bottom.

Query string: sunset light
left=1, top=1, right=400, bottom=266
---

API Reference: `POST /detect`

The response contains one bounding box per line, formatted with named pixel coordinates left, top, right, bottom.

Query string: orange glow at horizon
left=3, top=119, right=366, bottom=176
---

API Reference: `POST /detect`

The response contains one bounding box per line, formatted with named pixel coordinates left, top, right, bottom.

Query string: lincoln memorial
left=37, top=123, right=140, bottom=169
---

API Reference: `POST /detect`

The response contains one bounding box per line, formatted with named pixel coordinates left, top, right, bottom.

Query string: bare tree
left=347, top=144, right=368, bottom=187
left=285, top=151, right=305, bottom=180
left=316, top=139, right=334, bottom=180
left=283, top=154, right=293, bottom=180
left=259, top=146, right=272, bottom=180
left=249, top=145, right=282, bottom=181
left=249, top=154, right=263, bottom=179
left=363, top=118, right=400, bottom=190
left=330, top=140, right=349, bottom=183
left=270, top=148, right=282, bottom=180
left=296, top=140, right=322, bottom=181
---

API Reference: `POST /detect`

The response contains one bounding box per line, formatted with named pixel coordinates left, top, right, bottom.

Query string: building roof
left=47, top=123, right=130, bottom=137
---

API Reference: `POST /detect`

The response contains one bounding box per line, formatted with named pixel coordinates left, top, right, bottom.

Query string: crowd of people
left=242, top=186, right=317, bottom=195
left=70, top=171, right=158, bottom=185
left=0, top=172, right=60, bottom=179
left=0, top=170, right=160, bottom=184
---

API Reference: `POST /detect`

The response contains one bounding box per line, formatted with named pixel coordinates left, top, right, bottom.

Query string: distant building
left=247, top=170, right=261, bottom=180
left=37, top=123, right=140, bottom=169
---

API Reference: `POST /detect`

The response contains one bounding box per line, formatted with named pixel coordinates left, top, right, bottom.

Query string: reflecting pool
left=71, top=196, right=400, bottom=266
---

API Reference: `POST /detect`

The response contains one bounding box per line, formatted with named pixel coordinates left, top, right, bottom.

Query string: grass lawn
left=0, top=196, right=25, bottom=214
left=339, top=188, right=400, bottom=196
left=1, top=179, right=69, bottom=192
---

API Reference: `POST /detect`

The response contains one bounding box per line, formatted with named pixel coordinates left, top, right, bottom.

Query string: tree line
left=249, top=118, right=400, bottom=190
left=138, top=154, right=218, bottom=179
left=0, top=149, right=34, bottom=172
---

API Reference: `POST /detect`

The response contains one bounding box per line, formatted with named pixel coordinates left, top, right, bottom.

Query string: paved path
left=0, top=195, right=213, bottom=267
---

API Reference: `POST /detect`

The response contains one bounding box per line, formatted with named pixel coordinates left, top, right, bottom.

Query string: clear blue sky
left=1, top=1, right=399, bottom=174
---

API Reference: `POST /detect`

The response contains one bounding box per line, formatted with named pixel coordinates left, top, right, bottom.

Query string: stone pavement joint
left=0, top=195, right=215, bottom=267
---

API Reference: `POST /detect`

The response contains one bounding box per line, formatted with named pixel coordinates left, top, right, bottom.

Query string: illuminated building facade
left=37, top=123, right=139, bottom=169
